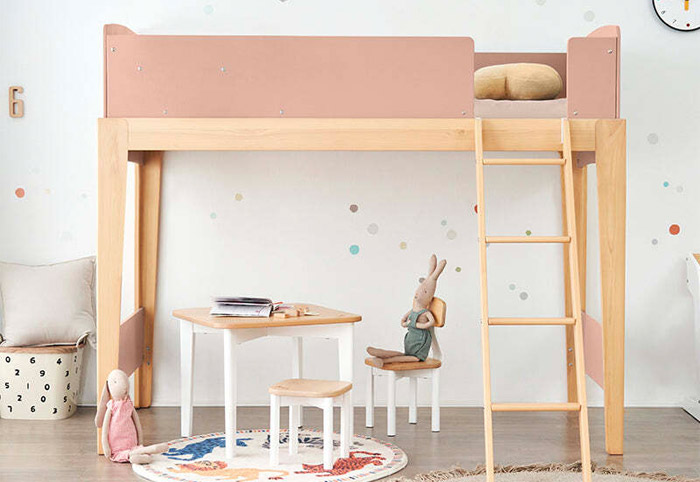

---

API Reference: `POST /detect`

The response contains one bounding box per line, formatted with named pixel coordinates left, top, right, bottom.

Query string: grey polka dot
left=441, top=219, right=447, bottom=226
left=647, top=133, right=659, bottom=144
left=676, top=185, right=684, bottom=193
left=59, top=231, right=73, bottom=242
left=519, top=291, right=529, bottom=301
left=446, top=229, right=457, bottom=240
left=80, top=193, right=88, bottom=199
left=367, top=223, right=379, bottom=235
left=535, top=0, right=546, bottom=5
left=509, top=283, right=516, bottom=291
left=349, top=204, right=358, bottom=213
left=583, top=10, right=595, bottom=22
left=418, top=277, right=426, bottom=283
left=651, top=238, right=659, bottom=245
left=203, top=4, right=213, bottom=14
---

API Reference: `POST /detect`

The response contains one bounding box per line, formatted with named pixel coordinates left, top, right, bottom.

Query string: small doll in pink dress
left=95, top=369, right=168, bottom=464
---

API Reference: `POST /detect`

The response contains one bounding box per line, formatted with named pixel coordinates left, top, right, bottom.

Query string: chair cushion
left=269, top=378, right=352, bottom=398
left=365, top=357, right=441, bottom=371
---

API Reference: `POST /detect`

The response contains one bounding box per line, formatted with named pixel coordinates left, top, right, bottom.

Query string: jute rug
left=393, top=463, right=699, bottom=482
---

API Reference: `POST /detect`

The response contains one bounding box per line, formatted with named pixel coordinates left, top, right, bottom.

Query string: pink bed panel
left=118, top=308, right=144, bottom=377
left=104, top=25, right=474, bottom=118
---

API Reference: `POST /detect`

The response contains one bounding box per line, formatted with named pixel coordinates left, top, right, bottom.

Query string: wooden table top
left=172, top=304, right=361, bottom=329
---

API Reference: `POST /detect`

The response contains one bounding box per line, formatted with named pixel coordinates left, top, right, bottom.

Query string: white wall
left=1, top=0, right=698, bottom=408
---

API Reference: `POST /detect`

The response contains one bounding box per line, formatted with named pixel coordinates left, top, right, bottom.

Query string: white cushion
left=0, top=257, right=95, bottom=347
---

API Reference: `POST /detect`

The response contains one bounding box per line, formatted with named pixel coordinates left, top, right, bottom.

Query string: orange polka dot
left=669, top=224, right=680, bottom=235
left=473, top=204, right=478, bottom=213
left=15, top=188, right=25, bottom=198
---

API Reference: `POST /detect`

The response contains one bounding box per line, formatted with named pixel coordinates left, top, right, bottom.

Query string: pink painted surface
left=567, top=26, right=620, bottom=119
left=582, top=311, right=604, bottom=388
left=105, top=26, right=474, bottom=118
left=118, top=308, right=144, bottom=376
left=474, top=52, right=567, bottom=99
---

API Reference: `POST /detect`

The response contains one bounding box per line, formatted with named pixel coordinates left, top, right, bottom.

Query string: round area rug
left=395, top=463, right=700, bottom=482
left=133, top=429, right=407, bottom=482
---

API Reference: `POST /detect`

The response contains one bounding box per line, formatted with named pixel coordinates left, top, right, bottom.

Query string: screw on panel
left=568, top=363, right=574, bottom=367
left=607, top=49, right=614, bottom=54
left=461, top=110, right=467, bottom=116
left=163, top=109, right=168, bottom=115
left=573, top=111, right=579, bottom=116
left=568, top=347, right=573, bottom=352
left=220, top=67, right=226, bottom=72
left=110, top=47, right=116, bottom=52
left=280, top=109, right=284, bottom=115
left=137, top=66, right=143, bottom=72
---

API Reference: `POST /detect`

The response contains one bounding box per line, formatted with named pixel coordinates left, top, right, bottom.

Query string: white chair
left=269, top=379, right=352, bottom=470
left=365, top=297, right=446, bottom=436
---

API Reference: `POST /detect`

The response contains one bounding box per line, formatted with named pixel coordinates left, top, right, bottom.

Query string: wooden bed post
left=96, top=118, right=129, bottom=453
left=562, top=160, right=588, bottom=403
left=134, top=151, right=163, bottom=408
left=595, top=119, right=626, bottom=455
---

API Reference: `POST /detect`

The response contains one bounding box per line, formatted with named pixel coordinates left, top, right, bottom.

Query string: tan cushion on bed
left=474, top=63, right=563, bottom=101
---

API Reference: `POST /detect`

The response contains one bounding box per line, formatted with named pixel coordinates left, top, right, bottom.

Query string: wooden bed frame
left=98, top=24, right=626, bottom=456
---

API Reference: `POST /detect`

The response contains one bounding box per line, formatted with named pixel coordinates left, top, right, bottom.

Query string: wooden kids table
left=172, top=304, right=361, bottom=459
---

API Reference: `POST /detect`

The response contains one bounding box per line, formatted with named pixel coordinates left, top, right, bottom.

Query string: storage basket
left=0, top=339, right=86, bottom=420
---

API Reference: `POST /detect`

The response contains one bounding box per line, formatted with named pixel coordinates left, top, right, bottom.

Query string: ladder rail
left=562, top=119, right=592, bottom=482
left=474, top=118, right=495, bottom=482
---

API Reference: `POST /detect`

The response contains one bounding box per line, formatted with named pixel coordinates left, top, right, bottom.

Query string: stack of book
left=210, top=297, right=274, bottom=317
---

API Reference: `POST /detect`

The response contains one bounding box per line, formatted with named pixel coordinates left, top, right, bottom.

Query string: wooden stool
left=269, top=379, right=352, bottom=469
left=365, top=297, right=446, bottom=436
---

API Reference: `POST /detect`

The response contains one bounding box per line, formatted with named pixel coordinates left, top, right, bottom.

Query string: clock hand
left=685, top=0, right=689, bottom=11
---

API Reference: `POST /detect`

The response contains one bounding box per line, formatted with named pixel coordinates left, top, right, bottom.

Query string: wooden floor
left=0, top=407, right=698, bottom=481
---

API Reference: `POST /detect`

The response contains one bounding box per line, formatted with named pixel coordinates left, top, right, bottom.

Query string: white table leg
left=409, top=376, right=418, bottom=424
left=289, top=401, right=299, bottom=455
left=341, top=392, right=350, bottom=457
left=292, top=337, right=304, bottom=428
left=223, top=330, right=237, bottom=459
left=180, top=320, right=194, bottom=437
left=338, top=324, right=354, bottom=438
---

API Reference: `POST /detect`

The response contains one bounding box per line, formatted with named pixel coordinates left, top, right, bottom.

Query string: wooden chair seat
left=269, top=378, right=352, bottom=398
left=365, top=356, right=442, bottom=371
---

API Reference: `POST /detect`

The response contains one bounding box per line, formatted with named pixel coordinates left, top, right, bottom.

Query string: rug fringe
left=391, top=462, right=700, bottom=482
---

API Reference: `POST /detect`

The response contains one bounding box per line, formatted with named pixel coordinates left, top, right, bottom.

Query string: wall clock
left=653, top=0, right=700, bottom=31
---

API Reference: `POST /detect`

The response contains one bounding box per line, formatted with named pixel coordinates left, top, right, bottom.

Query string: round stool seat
left=269, top=378, right=352, bottom=398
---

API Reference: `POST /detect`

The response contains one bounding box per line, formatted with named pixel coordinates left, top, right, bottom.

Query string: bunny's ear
left=431, top=259, right=447, bottom=280
left=428, top=254, right=437, bottom=276
left=95, top=379, right=110, bottom=428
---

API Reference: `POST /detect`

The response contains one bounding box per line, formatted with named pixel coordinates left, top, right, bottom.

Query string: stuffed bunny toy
left=95, top=369, right=168, bottom=464
left=367, top=254, right=446, bottom=367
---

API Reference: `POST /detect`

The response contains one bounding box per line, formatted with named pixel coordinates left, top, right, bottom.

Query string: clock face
left=653, top=0, right=700, bottom=31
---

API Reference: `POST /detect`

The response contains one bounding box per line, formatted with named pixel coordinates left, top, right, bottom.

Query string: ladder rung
left=485, top=236, right=571, bottom=244
left=488, top=317, right=575, bottom=326
left=482, top=158, right=565, bottom=166
left=491, top=402, right=581, bottom=412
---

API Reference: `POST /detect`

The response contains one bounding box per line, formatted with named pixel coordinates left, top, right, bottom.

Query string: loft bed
left=98, top=24, right=626, bottom=455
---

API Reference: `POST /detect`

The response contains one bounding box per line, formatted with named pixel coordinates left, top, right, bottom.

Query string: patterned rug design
left=133, top=429, right=407, bottom=482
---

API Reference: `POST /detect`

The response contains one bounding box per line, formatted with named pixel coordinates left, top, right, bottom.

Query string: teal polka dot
left=663, top=181, right=669, bottom=187
left=203, top=4, right=214, bottom=14
left=349, top=244, right=360, bottom=255
left=210, top=212, right=217, bottom=219
left=441, top=219, right=447, bottom=226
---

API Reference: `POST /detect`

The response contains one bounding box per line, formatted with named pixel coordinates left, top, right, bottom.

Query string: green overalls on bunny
left=404, top=309, right=432, bottom=361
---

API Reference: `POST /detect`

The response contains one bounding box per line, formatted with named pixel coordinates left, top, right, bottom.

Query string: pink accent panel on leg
left=119, top=308, right=144, bottom=377
left=105, top=28, right=474, bottom=118
left=582, top=311, right=604, bottom=388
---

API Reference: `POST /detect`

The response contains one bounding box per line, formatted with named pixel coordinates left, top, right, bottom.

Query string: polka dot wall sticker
left=441, top=219, right=447, bottom=226
left=583, top=10, right=595, bottom=22
left=367, top=223, right=379, bottom=235
left=455, top=266, right=462, bottom=273
left=210, top=212, right=217, bottom=220
left=509, top=283, right=516, bottom=291
left=663, top=181, right=670, bottom=187
left=419, top=277, right=426, bottom=283
left=235, top=193, right=243, bottom=201
left=473, top=204, right=478, bottom=214
left=349, top=244, right=360, bottom=255
left=669, top=224, right=681, bottom=235
left=15, top=187, right=25, bottom=198
left=519, top=291, right=529, bottom=301
left=525, top=230, right=532, bottom=236
left=446, top=230, right=457, bottom=240
left=203, top=4, right=214, bottom=14
left=651, top=238, right=659, bottom=246
left=349, top=204, right=358, bottom=213
left=676, top=185, right=684, bottom=193
left=647, top=133, right=659, bottom=145
left=535, top=0, right=546, bottom=5
left=399, top=241, right=407, bottom=250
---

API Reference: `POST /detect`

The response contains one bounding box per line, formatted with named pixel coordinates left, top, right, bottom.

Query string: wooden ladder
left=475, top=118, right=592, bottom=482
